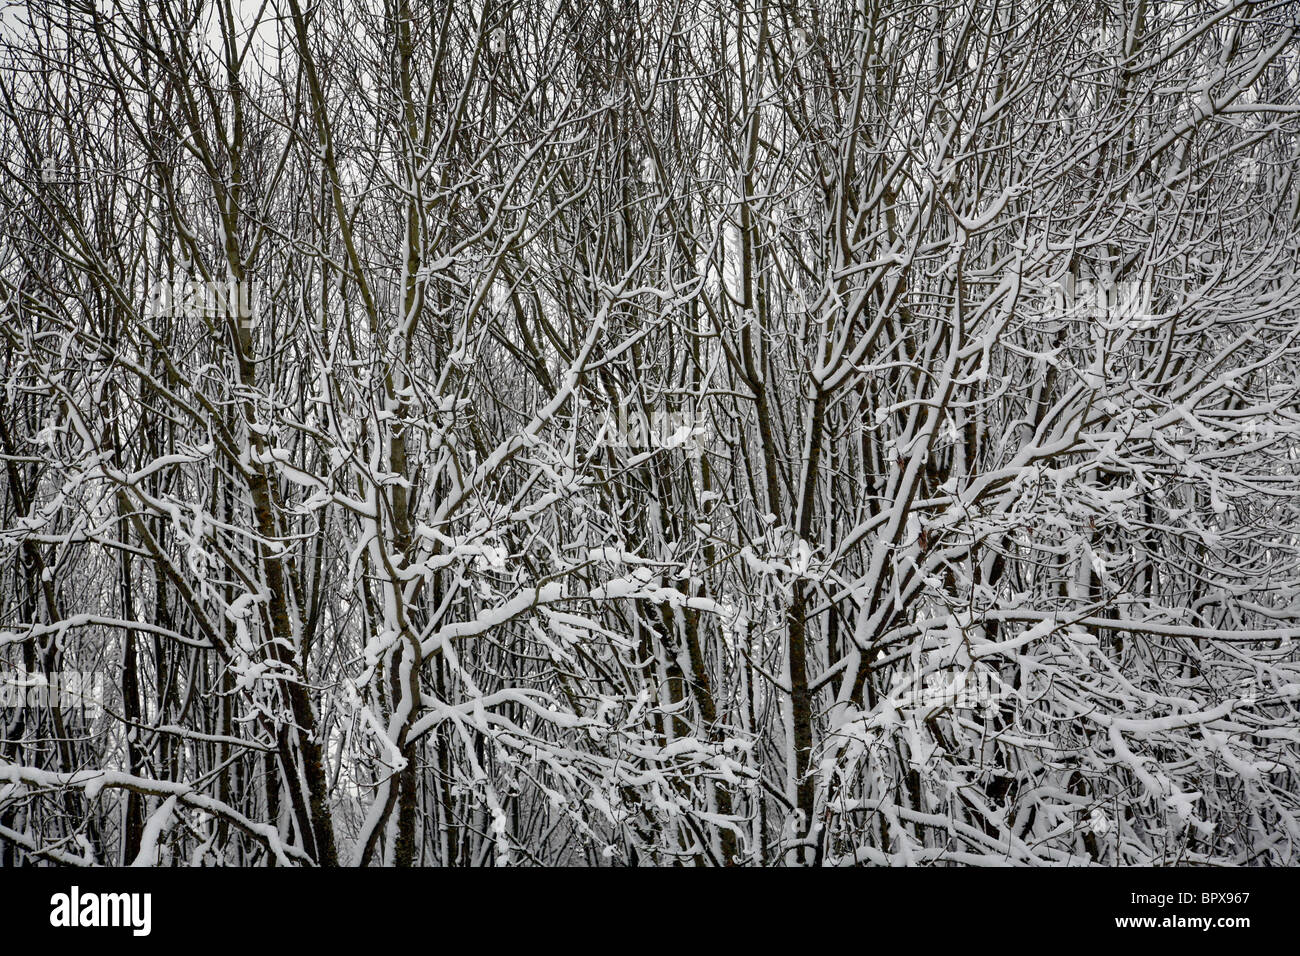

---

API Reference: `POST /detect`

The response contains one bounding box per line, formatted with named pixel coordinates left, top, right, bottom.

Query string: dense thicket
left=2, top=0, right=1299, bottom=865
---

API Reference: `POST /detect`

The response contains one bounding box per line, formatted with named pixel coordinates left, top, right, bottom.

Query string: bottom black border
left=0, top=865, right=1285, bottom=945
